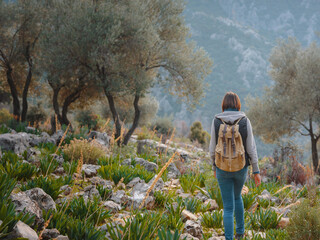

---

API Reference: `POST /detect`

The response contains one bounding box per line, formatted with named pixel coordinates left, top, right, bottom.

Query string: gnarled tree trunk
left=105, top=92, right=140, bottom=146
left=6, top=67, right=20, bottom=120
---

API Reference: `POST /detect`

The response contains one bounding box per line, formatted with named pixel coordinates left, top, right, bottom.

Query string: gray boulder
left=127, top=177, right=144, bottom=188
left=147, top=175, right=164, bottom=191
left=10, top=192, right=44, bottom=227
left=111, top=190, right=130, bottom=206
left=180, top=233, right=199, bottom=240
left=0, top=133, right=29, bottom=154
left=257, top=189, right=280, bottom=204
left=41, top=228, right=60, bottom=240
left=135, top=157, right=158, bottom=172
left=82, top=164, right=101, bottom=178
left=184, top=220, right=203, bottom=239
left=7, top=221, right=38, bottom=240
left=57, top=236, right=69, bottom=240
left=83, top=185, right=101, bottom=201
left=88, top=131, right=110, bottom=147
left=25, top=188, right=56, bottom=212
left=122, top=157, right=158, bottom=172
left=51, top=130, right=64, bottom=145
left=104, top=200, right=122, bottom=213
left=167, top=163, right=181, bottom=179
left=130, top=181, right=155, bottom=209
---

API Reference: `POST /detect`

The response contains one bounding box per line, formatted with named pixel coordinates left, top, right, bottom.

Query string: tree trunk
left=311, top=136, right=319, bottom=174
left=123, top=95, right=140, bottom=145
left=52, top=87, right=63, bottom=132
left=6, top=67, right=20, bottom=120
left=21, top=62, right=32, bottom=122
left=61, top=90, right=81, bottom=127
left=309, top=117, right=319, bottom=174
left=106, top=92, right=122, bottom=144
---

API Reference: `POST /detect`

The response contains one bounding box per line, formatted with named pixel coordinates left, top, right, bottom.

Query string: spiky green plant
left=165, top=201, right=185, bottom=231
left=242, top=192, right=257, bottom=210
left=107, top=212, right=164, bottom=240
left=248, top=208, right=282, bottom=230
left=201, top=210, right=223, bottom=228
left=158, top=227, right=184, bottom=240
left=20, top=176, right=63, bottom=200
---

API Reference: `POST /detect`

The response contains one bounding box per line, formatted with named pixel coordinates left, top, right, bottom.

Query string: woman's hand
left=254, top=173, right=261, bottom=187
left=214, top=170, right=216, bottom=178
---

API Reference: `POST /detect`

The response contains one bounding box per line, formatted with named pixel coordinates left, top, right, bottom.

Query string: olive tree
left=247, top=38, right=320, bottom=174
left=40, top=0, right=212, bottom=143
left=0, top=0, right=43, bottom=121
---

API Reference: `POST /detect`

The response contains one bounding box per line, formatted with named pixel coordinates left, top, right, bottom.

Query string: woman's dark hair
left=221, top=92, right=241, bottom=111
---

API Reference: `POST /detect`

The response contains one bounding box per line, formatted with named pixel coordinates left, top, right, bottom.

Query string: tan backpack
left=215, top=118, right=246, bottom=172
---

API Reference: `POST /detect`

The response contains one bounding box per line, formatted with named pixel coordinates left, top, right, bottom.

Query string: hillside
left=155, top=0, right=320, bottom=129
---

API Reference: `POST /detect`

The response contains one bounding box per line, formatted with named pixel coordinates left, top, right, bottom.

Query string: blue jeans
left=216, top=166, right=248, bottom=240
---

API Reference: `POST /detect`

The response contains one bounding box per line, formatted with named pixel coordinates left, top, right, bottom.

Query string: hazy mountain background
left=153, top=0, right=320, bottom=156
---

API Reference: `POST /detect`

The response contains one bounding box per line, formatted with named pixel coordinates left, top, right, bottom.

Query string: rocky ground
left=0, top=126, right=310, bottom=239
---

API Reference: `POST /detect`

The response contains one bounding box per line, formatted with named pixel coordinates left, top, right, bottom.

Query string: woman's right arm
left=209, top=118, right=216, bottom=172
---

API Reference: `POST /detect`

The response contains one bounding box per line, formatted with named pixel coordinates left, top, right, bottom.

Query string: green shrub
left=158, top=227, right=183, bottom=240
left=286, top=198, right=320, bottom=240
left=43, top=210, right=105, bottom=240
left=242, top=192, right=257, bottom=210
left=154, top=190, right=174, bottom=208
left=97, top=185, right=112, bottom=201
left=247, top=208, right=281, bottom=230
left=62, top=160, right=78, bottom=176
left=63, top=138, right=106, bottom=164
left=183, top=197, right=202, bottom=213
left=201, top=210, right=223, bottom=228
left=98, top=164, right=154, bottom=185
left=107, top=212, right=165, bottom=240
left=39, top=157, right=59, bottom=175
left=0, top=124, right=10, bottom=134
left=0, top=152, right=37, bottom=181
left=165, top=201, right=185, bottom=231
left=189, top=121, right=210, bottom=148
left=21, top=176, right=64, bottom=200
left=64, top=196, right=111, bottom=225
left=0, top=108, right=13, bottom=125
left=265, top=229, right=289, bottom=239
left=76, top=110, right=99, bottom=130
left=180, top=173, right=205, bottom=194
left=151, top=116, right=174, bottom=135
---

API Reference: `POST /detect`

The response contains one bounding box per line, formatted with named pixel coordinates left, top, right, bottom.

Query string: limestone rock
left=111, top=190, right=130, bottom=205
left=130, top=182, right=155, bottom=209
left=104, top=201, right=121, bottom=213
left=180, top=233, right=199, bottom=240
left=257, top=189, right=279, bottom=203
left=83, top=185, right=101, bottom=201
left=167, top=163, right=181, bottom=179
left=203, top=199, right=219, bottom=211
left=88, top=131, right=110, bottom=147
left=56, top=235, right=69, bottom=240
left=7, top=221, right=38, bottom=240
left=127, top=177, right=144, bottom=188
left=0, top=133, right=29, bottom=154
left=82, top=164, right=101, bottom=177
left=60, top=185, right=72, bottom=196
left=123, top=157, right=158, bottom=172
left=41, top=228, right=60, bottom=240
left=25, top=188, right=56, bottom=212
left=10, top=191, right=44, bottom=227
left=182, top=209, right=198, bottom=221
left=184, top=220, right=203, bottom=239
left=148, top=175, right=164, bottom=191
